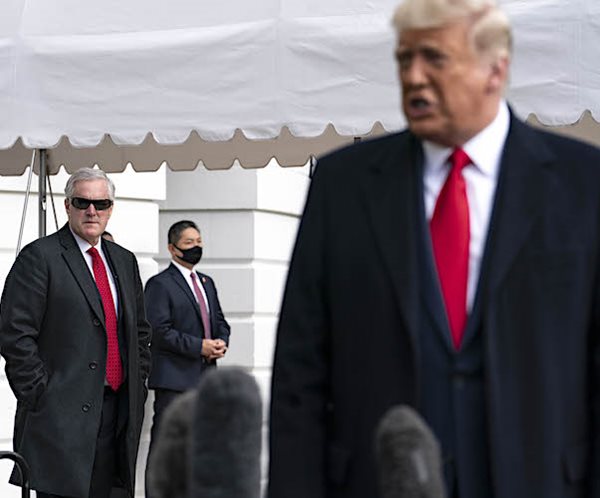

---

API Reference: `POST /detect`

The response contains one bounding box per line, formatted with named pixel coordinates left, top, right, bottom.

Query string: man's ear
left=487, top=55, right=509, bottom=94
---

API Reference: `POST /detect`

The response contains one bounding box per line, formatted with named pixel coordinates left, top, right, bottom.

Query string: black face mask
left=174, top=245, right=203, bottom=265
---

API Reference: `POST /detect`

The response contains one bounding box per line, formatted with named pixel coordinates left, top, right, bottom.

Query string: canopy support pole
left=47, top=171, right=59, bottom=232
left=38, top=149, right=47, bottom=238
left=16, top=150, right=37, bottom=256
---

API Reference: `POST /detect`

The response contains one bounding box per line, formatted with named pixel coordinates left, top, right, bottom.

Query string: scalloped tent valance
left=3, top=116, right=600, bottom=175
left=1, top=0, right=599, bottom=174
left=0, top=124, right=389, bottom=175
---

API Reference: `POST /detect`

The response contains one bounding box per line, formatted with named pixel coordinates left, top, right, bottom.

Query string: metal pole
left=47, top=172, right=59, bottom=232
left=38, top=148, right=47, bottom=238
left=309, top=156, right=317, bottom=178
left=0, top=452, right=30, bottom=498
left=16, top=150, right=36, bottom=256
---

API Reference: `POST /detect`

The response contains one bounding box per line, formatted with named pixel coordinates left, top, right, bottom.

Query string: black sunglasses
left=70, top=197, right=113, bottom=211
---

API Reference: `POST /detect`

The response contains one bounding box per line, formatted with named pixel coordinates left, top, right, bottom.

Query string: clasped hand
left=202, top=338, right=227, bottom=360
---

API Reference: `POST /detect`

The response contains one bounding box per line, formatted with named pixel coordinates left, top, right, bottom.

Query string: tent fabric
left=0, top=0, right=599, bottom=172
left=0, top=124, right=388, bottom=175
left=0, top=0, right=402, bottom=150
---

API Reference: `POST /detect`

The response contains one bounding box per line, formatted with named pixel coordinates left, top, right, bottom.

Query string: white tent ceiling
left=1, top=0, right=599, bottom=174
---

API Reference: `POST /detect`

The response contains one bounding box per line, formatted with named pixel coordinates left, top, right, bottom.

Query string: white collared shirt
left=171, top=259, right=211, bottom=313
left=422, top=101, right=510, bottom=311
left=70, top=227, right=119, bottom=314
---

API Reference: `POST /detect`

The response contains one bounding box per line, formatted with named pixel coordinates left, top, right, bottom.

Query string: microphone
left=375, top=405, right=446, bottom=498
left=190, top=367, right=263, bottom=498
left=146, top=389, right=197, bottom=498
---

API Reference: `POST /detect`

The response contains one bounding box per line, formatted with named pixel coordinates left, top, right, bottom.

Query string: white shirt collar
left=422, top=100, right=510, bottom=176
left=171, top=258, right=196, bottom=278
left=69, top=225, right=103, bottom=254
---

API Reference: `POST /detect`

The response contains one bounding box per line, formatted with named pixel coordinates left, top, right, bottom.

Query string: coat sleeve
left=132, top=255, right=152, bottom=382
left=206, top=277, right=231, bottom=345
left=268, top=163, right=331, bottom=498
left=144, top=277, right=204, bottom=359
left=0, top=243, right=50, bottom=409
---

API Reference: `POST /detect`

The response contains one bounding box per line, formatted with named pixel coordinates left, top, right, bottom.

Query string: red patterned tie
left=430, top=148, right=471, bottom=350
left=191, top=272, right=212, bottom=339
left=88, top=247, right=123, bottom=390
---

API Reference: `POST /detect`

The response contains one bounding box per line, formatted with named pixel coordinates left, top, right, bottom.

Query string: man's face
left=168, top=227, right=203, bottom=259
left=65, top=179, right=113, bottom=245
left=396, top=20, right=504, bottom=147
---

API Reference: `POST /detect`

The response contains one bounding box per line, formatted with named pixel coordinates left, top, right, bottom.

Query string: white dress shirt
left=422, top=101, right=510, bottom=311
left=70, top=228, right=119, bottom=314
left=171, top=259, right=211, bottom=313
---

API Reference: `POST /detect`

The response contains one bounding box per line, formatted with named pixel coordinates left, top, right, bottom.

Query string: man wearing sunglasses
left=0, top=167, right=151, bottom=498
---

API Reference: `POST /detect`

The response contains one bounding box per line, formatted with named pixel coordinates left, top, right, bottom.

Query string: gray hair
left=393, top=0, right=512, bottom=61
left=64, top=168, right=115, bottom=200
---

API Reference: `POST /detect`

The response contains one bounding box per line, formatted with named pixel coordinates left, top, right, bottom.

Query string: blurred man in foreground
left=269, top=1, right=600, bottom=497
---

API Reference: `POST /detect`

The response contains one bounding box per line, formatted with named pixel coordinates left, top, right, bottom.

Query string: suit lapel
left=361, top=133, right=420, bottom=351
left=168, top=264, right=202, bottom=321
left=59, top=225, right=105, bottom=324
left=474, top=116, right=558, bottom=311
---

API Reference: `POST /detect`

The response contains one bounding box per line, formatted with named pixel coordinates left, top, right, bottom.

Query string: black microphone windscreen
left=190, top=367, right=263, bottom=498
left=375, top=405, right=446, bottom=498
left=146, top=389, right=196, bottom=498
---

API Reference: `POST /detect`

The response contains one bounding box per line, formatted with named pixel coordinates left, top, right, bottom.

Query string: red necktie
left=191, top=272, right=212, bottom=339
left=430, top=148, right=471, bottom=350
left=88, top=247, right=123, bottom=391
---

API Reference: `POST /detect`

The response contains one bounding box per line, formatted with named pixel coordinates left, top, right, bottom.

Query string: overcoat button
left=89, top=362, right=98, bottom=370
left=93, top=319, right=101, bottom=326
left=82, top=403, right=91, bottom=412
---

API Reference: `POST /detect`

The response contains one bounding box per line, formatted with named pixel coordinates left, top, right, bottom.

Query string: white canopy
left=1, top=0, right=599, bottom=173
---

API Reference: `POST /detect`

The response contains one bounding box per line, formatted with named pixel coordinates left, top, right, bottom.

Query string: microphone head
left=146, top=390, right=196, bottom=498
left=190, top=367, right=263, bottom=498
left=375, top=405, right=446, bottom=498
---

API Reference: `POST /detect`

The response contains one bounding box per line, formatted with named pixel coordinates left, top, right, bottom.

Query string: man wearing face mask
left=144, top=220, right=230, bottom=494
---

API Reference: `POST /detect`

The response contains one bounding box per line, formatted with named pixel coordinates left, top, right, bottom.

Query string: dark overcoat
left=0, top=224, right=151, bottom=497
left=268, top=115, right=600, bottom=498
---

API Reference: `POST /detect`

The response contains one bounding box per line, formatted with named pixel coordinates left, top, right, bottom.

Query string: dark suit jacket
left=145, top=263, right=230, bottom=392
left=268, top=115, right=600, bottom=498
left=0, top=224, right=151, bottom=497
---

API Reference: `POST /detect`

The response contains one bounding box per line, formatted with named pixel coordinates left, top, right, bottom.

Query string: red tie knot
left=449, top=147, right=471, bottom=172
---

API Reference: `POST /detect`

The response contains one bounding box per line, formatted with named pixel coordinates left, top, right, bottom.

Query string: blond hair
left=393, top=0, right=512, bottom=60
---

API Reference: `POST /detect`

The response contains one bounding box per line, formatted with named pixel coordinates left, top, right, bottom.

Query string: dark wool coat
left=0, top=224, right=151, bottom=497
left=269, top=116, right=600, bottom=498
